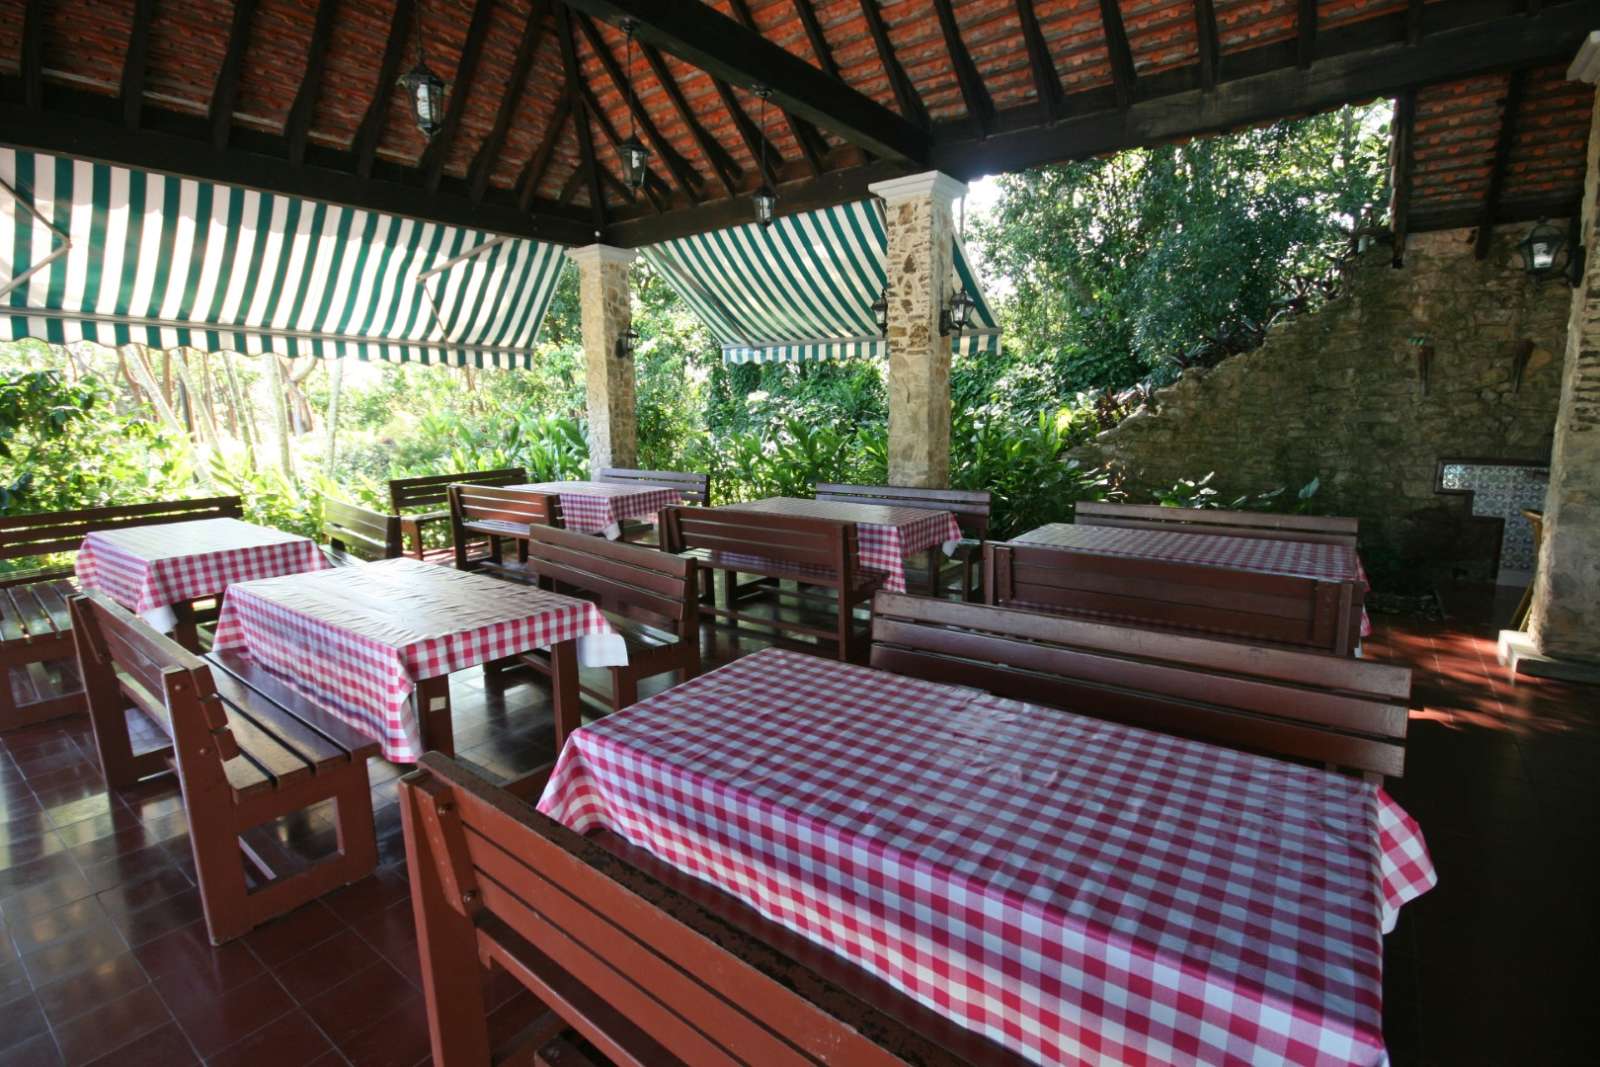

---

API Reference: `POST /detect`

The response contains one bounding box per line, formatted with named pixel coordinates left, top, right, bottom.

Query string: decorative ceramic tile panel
left=1439, top=462, right=1549, bottom=574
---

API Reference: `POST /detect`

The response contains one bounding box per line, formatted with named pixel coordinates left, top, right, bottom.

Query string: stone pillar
left=566, top=244, right=638, bottom=473
left=869, top=171, right=965, bottom=488
left=1524, top=71, right=1600, bottom=671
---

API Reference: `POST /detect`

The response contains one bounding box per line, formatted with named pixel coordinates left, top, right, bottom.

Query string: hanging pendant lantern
left=753, top=86, right=777, bottom=227
left=619, top=19, right=651, bottom=195
left=400, top=2, right=447, bottom=138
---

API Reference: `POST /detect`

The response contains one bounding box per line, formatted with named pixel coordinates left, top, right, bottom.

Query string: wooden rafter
left=858, top=0, right=930, bottom=129
left=120, top=0, right=157, bottom=128
left=1388, top=89, right=1416, bottom=266
left=286, top=0, right=341, bottom=166
left=791, top=0, right=842, bottom=80
left=1297, top=0, right=1318, bottom=69
left=558, top=5, right=609, bottom=229
left=932, top=0, right=993, bottom=134
left=1015, top=0, right=1063, bottom=120
left=420, top=0, right=496, bottom=193
left=1475, top=70, right=1525, bottom=260
left=21, top=0, right=44, bottom=110
left=353, top=0, right=415, bottom=179
left=725, top=0, right=824, bottom=176
left=518, top=87, right=573, bottom=212
left=715, top=79, right=783, bottom=187
left=1098, top=0, right=1136, bottom=109
left=554, top=0, right=925, bottom=162
left=580, top=80, right=668, bottom=212
left=1193, top=0, right=1219, bottom=91
left=1406, top=0, right=1425, bottom=46
left=574, top=14, right=703, bottom=200
left=210, top=0, right=260, bottom=150
left=469, top=1, right=551, bottom=204
left=640, top=41, right=742, bottom=198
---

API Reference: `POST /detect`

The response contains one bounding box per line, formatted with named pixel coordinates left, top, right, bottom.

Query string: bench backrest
left=523, top=525, right=697, bottom=636
left=68, top=591, right=238, bottom=772
left=389, top=467, right=527, bottom=514
left=400, top=753, right=983, bottom=1067
left=0, top=496, right=244, bottom=563
left=448, top=484, right=563, bottom=532
left=659, top=506, right=859, bottom=587
left=985, top=540, right=1361, bottom=656
left=815, top=483, right=991, bottom=541
left=598, top=467, right=711, bottom=506
left=871, top=593, right=1409, bottom=778
left=322, top=499, right=401, bottom=561
left=1075, top=502, right=1358, bottom=547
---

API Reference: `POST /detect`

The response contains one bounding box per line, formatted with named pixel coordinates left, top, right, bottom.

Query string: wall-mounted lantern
left=615, top=327, right=638, bottom=361
left=940, top=288, right=975, bottom=336
left=871, top=288, right=889, bottom=334
left=1517, top=218, right=1576, bottom=284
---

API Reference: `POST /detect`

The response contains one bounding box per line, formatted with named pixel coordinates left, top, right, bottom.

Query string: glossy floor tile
left=0, top=602, right=1593, bottom=1065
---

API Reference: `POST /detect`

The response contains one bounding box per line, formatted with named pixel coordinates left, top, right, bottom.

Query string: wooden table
left=538, top=646, right=1435, bottom=1065
left=211, top=558, right=624, bottom=764
left=510, top=480, right=685, bottom=539
left=74, top=517, right=327, bottom=648
left=716, top=496, right=962, bottom=593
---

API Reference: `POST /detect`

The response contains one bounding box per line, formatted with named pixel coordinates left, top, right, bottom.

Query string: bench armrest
left=398, top=510, right=451, bottom=558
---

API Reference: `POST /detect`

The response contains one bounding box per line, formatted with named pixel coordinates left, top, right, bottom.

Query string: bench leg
left=610, top=669, right=637, bottom=712
left=835, top=587, right=852, bottom=662
left=81, top=652, right=161, bottom=788
left=416, top=676, right=454, bottom=758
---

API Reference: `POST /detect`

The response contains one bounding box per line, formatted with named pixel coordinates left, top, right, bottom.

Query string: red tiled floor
left=0, top=603, right=1593, bottom=1066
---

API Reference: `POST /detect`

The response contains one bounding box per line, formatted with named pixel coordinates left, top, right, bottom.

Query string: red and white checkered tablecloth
left=74, top=518, right=327, bottom=614
left=511, top=481, right=684, bottom=539
left=711, top=497, right=962, bottom=593
left=213, top=557, right=622, bottom=761
left=539, top=647, right=1434, bottom=1067
left=1018, top=523, right=1373, bottom=638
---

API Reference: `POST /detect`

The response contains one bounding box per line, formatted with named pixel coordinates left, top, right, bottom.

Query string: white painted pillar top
left=868, top=170, right=969, bottom=208
left=1568, top=30, right=1600, bottom=82
left=565, top=244, right=638, bottom=269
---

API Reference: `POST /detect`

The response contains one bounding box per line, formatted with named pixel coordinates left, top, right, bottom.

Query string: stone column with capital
left=868, top=171, right=965, bottom=488
left=566, top=243, right=638, bottom=473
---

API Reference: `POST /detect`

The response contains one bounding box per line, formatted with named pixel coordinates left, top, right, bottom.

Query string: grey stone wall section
left=1069, top=225, right=1572, bottom=580
left=1529, top=90, right=1600, bottom=663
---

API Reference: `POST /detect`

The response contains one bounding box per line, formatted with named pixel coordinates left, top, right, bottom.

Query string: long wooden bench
left=390, top=467, right=527, bottom=559
left=598, top=466, right=711, bottom=544
left=0, top=495, right=243, bottom=730
left=660, top=505, right=879, bottom=662
left=816, top=483, right=991, bottom=600
left=321, top=498, right=402, bottom=564
left=1075, top=501, right=1359, bottom=547
left=511, top=525, right=700, bottom=744
left=447, top=484, right=562, bottom=573
left=984, top=539, right=1364, bottom=656
left=400, top=752, right=997, bottom=1067
left=872, top=592, right=1409, bottom=779
left=70, top=591, right=379, bottom=944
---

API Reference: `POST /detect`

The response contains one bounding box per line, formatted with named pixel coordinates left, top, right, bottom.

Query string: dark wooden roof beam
left=120, top=0, right=157, bottom=127
left=1015, top=0, right=1063, bottom=119
left=933, top=0, right=994, bottom=135
left=209, top=0, right=260, bottom=150
left=577, top=79, right=671, bottom=209
left=353, top=0, right=415, bottom=179
left=21, top=0, right=44, bottom=110
left=285, top=0, right=340, bottom=166
left=557, top=0, right=928, bottom=163
left=1194, top=0, right=1220, bottom=91
left=470, top=1, right=551, bottom=204
left=518, top=86, right=572, bottom=211
left=715, top=79, right=784, bottom=186
left=791, top=0, right=842, bottom=80
left=574, top=13, right=704, bottom=200
left=1297, top=0, right=1318, bottom=69
left=1474, top=70, right=1525, bottom=260
left=1406, top=0, right=1425, bottom=47
left=640, top=41, right=742, bottom=198
left=857, top=0, right=931, bottom=130
left=557, top=6, right=609, bottom=230
left=724, top=0, right=825, bottom=177
left=1098, top=0, right=1137, bottom=109
left=420, top=0, right=496, bottom=193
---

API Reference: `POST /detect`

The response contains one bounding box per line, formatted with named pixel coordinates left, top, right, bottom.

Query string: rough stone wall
left=1069, top=225, right=1571, bottom=581
left=884, top=194, right=955, bottom=488
left=1529, top=91, right=1600, bottom=663
left=574, top=251, right=637, bottom=472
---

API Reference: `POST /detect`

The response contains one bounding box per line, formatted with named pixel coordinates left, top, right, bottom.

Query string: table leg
left=550, top=638, right=581, bottom=756
left=416, top=676, right=454, bottom=757
left=171, top=601, right=201, bottom=652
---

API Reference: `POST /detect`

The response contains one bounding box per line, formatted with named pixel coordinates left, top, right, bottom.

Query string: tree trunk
left=127, top=346, right=184, bottom=432
left=219, top=351, right=256, bottom=467
left=170, top=349, right=218, bottom=449
left=324, top=357, right=344, bottom=471
left=267, top=354, right=295, bottom=478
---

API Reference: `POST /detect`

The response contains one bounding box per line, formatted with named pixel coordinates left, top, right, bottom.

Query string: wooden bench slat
left=207, top=651, right=382, bottom=761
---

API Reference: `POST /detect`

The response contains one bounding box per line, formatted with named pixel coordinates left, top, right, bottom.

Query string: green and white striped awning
left=0, top=148, right=567, bottom=370
left=641, top=198, right=1001, bottom=366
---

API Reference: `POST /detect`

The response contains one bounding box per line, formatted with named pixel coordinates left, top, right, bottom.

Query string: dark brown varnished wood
left=389, top=467, right=527, bottom=559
